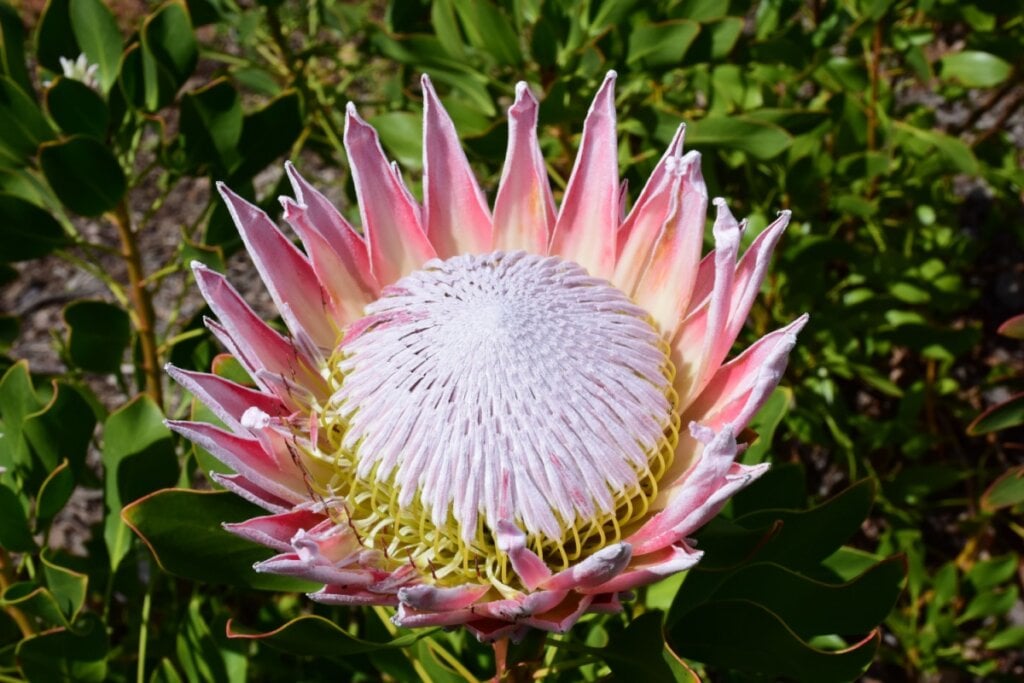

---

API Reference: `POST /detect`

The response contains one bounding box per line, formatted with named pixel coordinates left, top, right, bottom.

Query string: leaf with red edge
left=967, top=393, right=1024, bottom=436
left=998, top=313, right=1024, bottom=340
left=226, top=614, right=427, bottom=660
left=667, top=600, right=880, bottom=683
left=123, top=488, right=317, bottom=591
left=982, top=466, right=1024, bottom=512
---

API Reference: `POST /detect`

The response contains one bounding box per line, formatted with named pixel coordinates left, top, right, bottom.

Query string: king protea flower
left=167, top=72, right=806, bottom=642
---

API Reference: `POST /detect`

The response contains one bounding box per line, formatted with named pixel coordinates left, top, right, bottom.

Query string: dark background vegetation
left=0, top=0, right=1022, bottom=681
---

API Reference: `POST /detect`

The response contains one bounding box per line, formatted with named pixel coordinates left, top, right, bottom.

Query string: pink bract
left=167, top=72, right=806, bottom=642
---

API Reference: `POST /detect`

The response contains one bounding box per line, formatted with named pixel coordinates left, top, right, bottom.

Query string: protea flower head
left=167, top=72, right=806, bottom=642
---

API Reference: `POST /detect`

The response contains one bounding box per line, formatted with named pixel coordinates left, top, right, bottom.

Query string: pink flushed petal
left=393, top=603, right=477, bottom=628
left=581, top=543, right=703, bottom=594
left=397, top=583, right=491, bottom=611
left=257, top=554, right=377, bottom=586
left=344, top=103, right=436, bottom=285
left=224, top=508, right=326, bottom=552
left=613, top=124, right=685, bottom=292
left=541, top=542, right=632, bottom=592
left=495, top=519, right=552, bottom=590
left=520, top=592, right=594, bottom=633
left=210, top=472, right=290, bottom=513
left=165, top=420, right=307, bottom=505
left=630, top=423, right=738, bottom=555
left=284, top=162, right=379, bottom=293
left=280, top=197, right=375, bottom=327
left=166, top=364, right=288, bottom=434
left=192, top=263, right=326, bottom=401
left=685, top=314, right=808, bottom=431
left=672, top=199, right=742, bottom=406
left=217, top=184, right=337, bottom=349
left=421, top=75, right=492, bottom=256
left=587, top=592, right=624, bottom=614
left=464, top=620, right=529, bottom=643
left=683, top=250, right=716, bottom=318
left=493, top=82, right=555, bottom=254
left=633, top=152, right=708, bottom=336
left=311, top=586, right=400, bottom=607
left=549, top=71, right=619, bottom=279
left=716, top=211, right=792, bottom=366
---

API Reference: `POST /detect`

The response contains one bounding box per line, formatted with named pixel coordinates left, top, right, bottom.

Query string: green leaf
left=600, top=611, right=684, bottom=681
left=968, top=394, right=1024, bottom=436
left=672, top=0, right=730, bottom=21
left=966, top=554, right=1018, bottom=591
left=667, top=600, right=878, bottom=683
left=63, top=300, right=131, bottom=373
left=988, top=626, right=1024, bottom=651
left=34, top=0, right=79, bottom=73
left=686, top=115, right=792, bottom=159
left=958, top=586, right=1018, bottom=623
left=0, top=361, right=44, bottom=473
left=15, top=613, right=108, bottom=682
left=68, top=0, right=122, bottom=92
left=451, top=0, right=521, bottom=66
left=701, top=557, right=905, bottom=638
left=982, top=466, right=1024, bottom=511
left=0, top=76, right=55, bottom=168
left=941, top=51, right=1012, bottom=88
left=39, top=135, right=126, bottom=216
left=371, top=111, right=423, bottom=171
left=0, top=481, right=35, bottom=551
left=177, top=597, right=243, bottom=683
left=46, top=76, right=109, bottom=137
left=142, top=0, right=198, bottom=90
left=3, top=582, right=71, bottom=630
left=225, top=614, right=426, bottom=658
left=22, top=381, right=96, bottom=477
left=233, top=90, right=302, bottom=180
left=149, top=658, right=184, bottom=683
left=734, top=479, right=876, bottom=569
left=102, top=395, right=178, bottom=570
left=180, top=78, right=243, bottom=174
left=0, top=193, right=69, bottom=261
left=741, top=386, right=791, bottom=465
left=0, top=2, right=31, bottom=94
left=123, top=489, right=317, bottom=590
left=893, top=122, right=979, bottom=175
left=39, top=550, right=87, bottom=619
left=628, top=20, right=700, bottom=67
left=431, top=0, right=467, bottom=60
left=35, top=459, right=75, bottom=529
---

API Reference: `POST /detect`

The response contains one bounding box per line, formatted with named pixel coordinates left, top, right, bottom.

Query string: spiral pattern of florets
left=305, top=251, right=679, bottom=592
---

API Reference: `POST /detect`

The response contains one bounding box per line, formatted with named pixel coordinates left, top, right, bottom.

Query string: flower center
left=310, top=251, right=679, bottom=590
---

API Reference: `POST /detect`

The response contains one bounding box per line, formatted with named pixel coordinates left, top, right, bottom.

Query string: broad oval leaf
left=123, top=488, right=317, bottom=591
left=34, top=0, right=80, bottom=73
left=981, top=466, right=1024, bottom=512
left=102, top=395, right=179, bottom=570
left=998, top=313, right=1024, bottom=340
left=226, top=614, right=427, bottom=659
left=39, top=135, right=126, bottom=216
left=667, top=600, right=879, bottom=683
left=68, top=0, right=122, bottom=92
left=686, top=115, right=792, bottom=159
left=967, top=393, right=1024, bottom=436
left=0, top=76, right=55, bottom=168
left=941, top=50, right=1011, bottom=88
left=0, top=193, right=69, bottom=261
left=63, top=299, right=131, bottom=373
left=46, top=75, right=110, bottom=137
